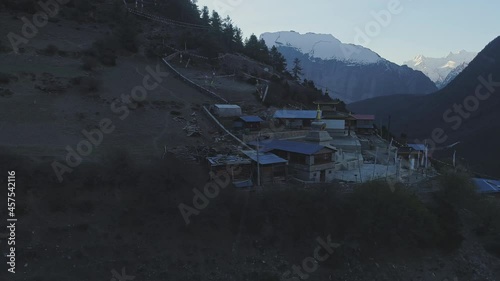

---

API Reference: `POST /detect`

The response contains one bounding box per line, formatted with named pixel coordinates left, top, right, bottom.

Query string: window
left=314, top=153, right=332, bottom=165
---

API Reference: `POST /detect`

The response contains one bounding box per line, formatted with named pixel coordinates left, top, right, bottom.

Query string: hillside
left=349, top=36, right=500, bottom=178
left=1, top=1, right=500, bottom=280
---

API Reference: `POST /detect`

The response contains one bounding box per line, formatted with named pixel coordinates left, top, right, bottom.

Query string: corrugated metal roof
left=239, top=116, right=264, bottom=123
left=214, top=104, right=241, bottom=109
left=407, top=144, right=427, bottom=151
left=273, top=110, right=319, bottom=119
left=472, top=178, right=500, bottom=194
left=249, top=139, right=331, bottom=155
left=207, top=155, right=251, bottom=166
left=241, top=150, right=288, bottom=165
left=353, top=114, right=375, bottom=120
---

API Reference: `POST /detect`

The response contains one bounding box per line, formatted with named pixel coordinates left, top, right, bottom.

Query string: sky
left=195, top=0, right=500, bottom=65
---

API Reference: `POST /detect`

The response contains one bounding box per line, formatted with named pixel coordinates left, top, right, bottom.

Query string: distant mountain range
left=404, top=51, right=478, bottom=88
left=260, top=31, right=437, bottom=103
left=348, top=36, right=500, bottom=178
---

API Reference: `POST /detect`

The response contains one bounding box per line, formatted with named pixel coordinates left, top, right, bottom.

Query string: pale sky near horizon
left=195, top=0, right=500, bottom=65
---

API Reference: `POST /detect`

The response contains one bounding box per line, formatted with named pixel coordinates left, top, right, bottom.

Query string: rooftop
left=273, top=110, right=320, bottom=119
left=353, top=114, right=375, bottom=121
left=239, top=116, right=264, bottom=123
left=207, top=155, right=251, bottom=166
left=407, top=144, right=427, bottom=151
left=472, top=178, right=500, bottom=194
left=241, top=150, right=288, bottom=165
left=249, top=139, right=333, bottom=155
left=214, top=104, right=241, bottom=109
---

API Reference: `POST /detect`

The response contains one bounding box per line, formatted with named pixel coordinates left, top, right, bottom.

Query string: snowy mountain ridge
left=260, top=31, right=382, bottom=64
left=259, top=31, right=437, bottom=103
left=404, top=50, right=477, bottom=88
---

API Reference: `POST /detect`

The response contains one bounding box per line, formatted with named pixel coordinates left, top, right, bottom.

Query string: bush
left=81, top=56, right=99, bottom=71
left=438, top=172, right=478, bottom=207
left=0, top=41, right=10, bottom=53
left=343, top=181, right=443, bottom=249
left=91, top=38, right=119, bottom=66
left=474, top=198, right=500, bottom=236
left=44, top=44, right=59, bottom=56
left=74, top=200, right=95, bottom=214
left=0, top=88, right=14, bottom=97
left=431, top=197, right=463, bottom=251
left=101, top=149, right=138, bottom=187
left=78, top=76, right=101, bottom=93
left=0, top=72, right=16, bottom=84
left=1, top=0, right=37, bottom=13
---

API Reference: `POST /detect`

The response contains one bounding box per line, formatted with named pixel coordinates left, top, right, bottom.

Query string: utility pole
left=372, top=147, right=378, bottom=180
left=358, top=148, right=363, bottom=183
left=385, top=138, right=393, bottom=179
left=256, top=133, right=261, bottom=187
left=387, top=115, right=391, bottom=138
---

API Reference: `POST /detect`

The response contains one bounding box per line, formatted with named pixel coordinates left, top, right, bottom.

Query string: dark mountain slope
left=349, top=36, right=500, bottom=177
left=275, top=45, right=437, bottom=103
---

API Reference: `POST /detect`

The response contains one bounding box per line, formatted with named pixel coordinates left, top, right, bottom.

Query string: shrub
left=81, top=56, right=99, bottom=71
left=0, top=41, right=10, bottom=53
left=343, top=181, right=443, bottom=249
left=0, top=72, right=16, bottom=84
left=79, top=76, right=101, bottom=93
left=44, top=44, right=59, bottom=56
left=438, top=172, right=478, bottom=207
left=92, top=38, right=119, bottom=66
left=74, top=200, right=94, bottom=214
left=2, top=0, right=37, bottom=13
left=101, top=149, right=138, bottom=187
left=0, top=88, right=14, bottom=97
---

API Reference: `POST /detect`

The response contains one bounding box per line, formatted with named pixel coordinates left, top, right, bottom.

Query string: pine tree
left=200, top=6, right=210, bottom=26
left=233, top=27, right=244, bottom=51
left=210, top=10, right=222, bottom=33
left=292, top=58, right=303, bottom=81
left=270, top=46, right=287, bottom=72
left=222, top=16, right=235, bottom=51
left=244, top=34, right=260, bottom=59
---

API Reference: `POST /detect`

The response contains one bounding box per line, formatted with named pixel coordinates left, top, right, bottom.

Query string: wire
left=126, top=7, right=210, bottom=30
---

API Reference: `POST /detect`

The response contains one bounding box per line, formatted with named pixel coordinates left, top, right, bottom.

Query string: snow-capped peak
left=404, top=50, right=477, bottom=86
left=441, top=61, right=457, bottom=69
left=259, top=31, right=382, bottom=64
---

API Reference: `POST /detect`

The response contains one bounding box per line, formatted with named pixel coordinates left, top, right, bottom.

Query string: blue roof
left=472, top=178, right=500, bottom=194
left=239, top=116, right=264, bottom=123
left=241, top=150, right=288, bottom=165
left=249, top=139, right=329, bottom=155
left=273, top=110, right=319, bottom=119
left=407, top=144, right=427, bottom=151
